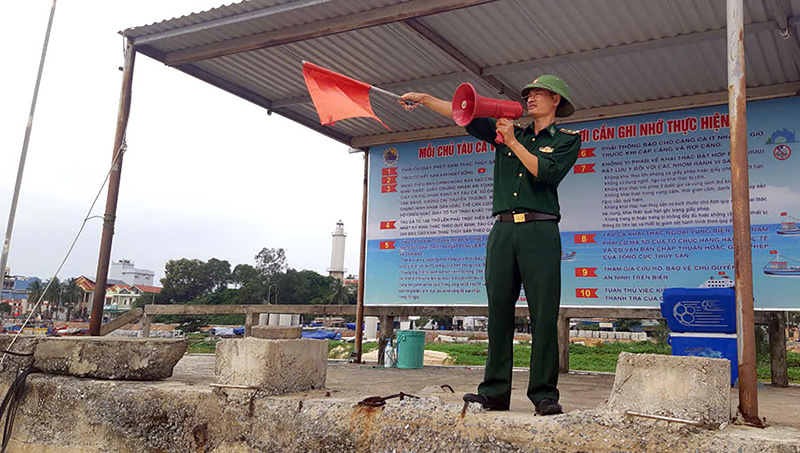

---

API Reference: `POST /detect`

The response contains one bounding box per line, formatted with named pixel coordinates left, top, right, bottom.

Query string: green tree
left=254, top=248, right=287, bottom=280
left=231, top=263, right=268, bottom=304
left=61, top=277, right=82, bottom=320
left=26, top=279, right=44, bottom=307
left=160, top=259, right=213, bottom=303
left=0, top=302, right=11, bottom=316
left=44, top=277, right=62, bottom=318
left=205, top=258, right=232, bottom=291
left=326, top=279, right=349, bottom=305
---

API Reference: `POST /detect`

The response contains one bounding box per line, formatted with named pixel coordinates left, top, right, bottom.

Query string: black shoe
left=463, top=393, right=510, bottom=411
left=535, top=398, right=562, bottom=415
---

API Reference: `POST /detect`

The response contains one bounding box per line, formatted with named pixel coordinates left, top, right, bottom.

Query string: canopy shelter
left=121, top=0, right=800, bottom=148
left=91, top=0, right=800, bottom=426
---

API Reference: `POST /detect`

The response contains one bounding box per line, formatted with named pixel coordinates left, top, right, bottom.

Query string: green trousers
left=478, top=219, right=562, bottom=406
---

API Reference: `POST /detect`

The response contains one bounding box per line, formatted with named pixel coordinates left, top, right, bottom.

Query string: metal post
left=89, top=41, right=136, bottom=336
left=727, top=0, right=762, bottom=427
left=354, top=150, right=369, bottom=362
left=0, top=0, right=58, bottom=282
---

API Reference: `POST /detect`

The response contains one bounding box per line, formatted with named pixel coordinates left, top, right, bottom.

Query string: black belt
left=496, top=212, right=558, bottom=223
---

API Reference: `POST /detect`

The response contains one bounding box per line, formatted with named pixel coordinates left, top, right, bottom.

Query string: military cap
left=520, top=75, right=575, bottom=117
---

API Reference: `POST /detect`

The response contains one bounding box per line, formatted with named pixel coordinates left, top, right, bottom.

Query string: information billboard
left=365, top=97, right=800, bottom=309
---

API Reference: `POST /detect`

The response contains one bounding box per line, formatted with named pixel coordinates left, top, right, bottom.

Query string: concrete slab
left=5, top=356, right=800, bottom=452
left=0, top=335, right=38, bottom=376
left=606, top=352, right=731, bottom=426
left=250, top=325, right=301, bottom=339
left=33, top=337, right=186, bottom=380
left=215, top=337, right=326, bottom=395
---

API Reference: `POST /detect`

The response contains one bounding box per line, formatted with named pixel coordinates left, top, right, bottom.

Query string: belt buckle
left=513, top=213, right=526, bottom=223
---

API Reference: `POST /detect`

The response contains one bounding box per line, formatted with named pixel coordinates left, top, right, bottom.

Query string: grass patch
left=327, top=340, right=379, bottom=356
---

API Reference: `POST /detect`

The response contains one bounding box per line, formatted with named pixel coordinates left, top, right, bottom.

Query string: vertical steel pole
left=89, top=41, right=136, bottom=336
left=354, top=150, right=369, bottom=362
left=727, top=0, right=762, bottom=427
left=0, top=0, right=58, bottom=282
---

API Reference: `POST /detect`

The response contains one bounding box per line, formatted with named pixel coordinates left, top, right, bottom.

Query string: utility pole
left=0, top=0, right=58, bottom=283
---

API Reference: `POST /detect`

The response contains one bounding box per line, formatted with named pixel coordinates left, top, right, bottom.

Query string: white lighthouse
left=328, top=220, right=347, bottom=281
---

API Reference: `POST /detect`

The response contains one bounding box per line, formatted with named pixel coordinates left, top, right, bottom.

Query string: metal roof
left=123, top=0, right=800, bottom=147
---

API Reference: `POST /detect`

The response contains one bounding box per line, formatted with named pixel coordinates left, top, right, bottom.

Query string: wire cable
left=0, top=141, right=128, bottom=368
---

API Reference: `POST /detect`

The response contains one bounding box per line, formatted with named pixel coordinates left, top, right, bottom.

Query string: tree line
left=150, top=247, right=357, bottom=307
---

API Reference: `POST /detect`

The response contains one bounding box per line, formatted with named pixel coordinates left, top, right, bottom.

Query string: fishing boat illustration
left=763, top=251, right=800, bottom=276
left=699, top=273, right=735, bottom=288
left=561, top=249, right=576, bottom=261
left=777, top=213, right=800, bottom=235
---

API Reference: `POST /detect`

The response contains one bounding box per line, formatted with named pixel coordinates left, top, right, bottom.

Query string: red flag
left=382, top=167, right=398, bottom=176
left=770, top=250, right=778, bottom=254
left=380, top=241, right=396, bottom=250
left=302, top=62, right=388, bottom=129
left=478, top=168, right=486, bottom=174
left=382, top=176, right=398, bottom=184
left=380, top=221, right=397, bottom=230
left=781, top=212, right=788, bottom=216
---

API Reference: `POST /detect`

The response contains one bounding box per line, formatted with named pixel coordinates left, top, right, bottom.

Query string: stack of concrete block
left=215, top=326, right=326, bottom=397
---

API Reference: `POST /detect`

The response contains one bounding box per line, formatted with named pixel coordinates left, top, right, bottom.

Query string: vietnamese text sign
left=365, top=97, right=800, bottom=309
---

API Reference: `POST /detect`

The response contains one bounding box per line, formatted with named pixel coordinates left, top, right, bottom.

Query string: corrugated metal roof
left=123, top=0, right=800, bottom=146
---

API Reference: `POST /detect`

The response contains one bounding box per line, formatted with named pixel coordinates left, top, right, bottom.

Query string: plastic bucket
left=395, top=330, right=426, bottom=369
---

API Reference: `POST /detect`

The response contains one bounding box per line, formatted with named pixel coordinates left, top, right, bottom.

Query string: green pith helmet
left=520, top=75, right=575, bottom=117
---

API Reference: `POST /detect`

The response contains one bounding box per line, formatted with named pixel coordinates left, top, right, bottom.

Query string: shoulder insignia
left=559, top=128, right=580, bottom=135
left=539, top=146, right=554, bottom=153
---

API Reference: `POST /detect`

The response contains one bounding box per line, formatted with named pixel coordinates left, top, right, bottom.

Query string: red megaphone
left=452, top=83, right=524, bottom=144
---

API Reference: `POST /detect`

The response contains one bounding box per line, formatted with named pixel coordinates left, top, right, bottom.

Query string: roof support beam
left=401, top=19, right=519, bottom=100
left=161, top=0, right=499, bottom=66
left=482, top=18, right=785, bottom=76
left=351, top=82, right=800, bottom=147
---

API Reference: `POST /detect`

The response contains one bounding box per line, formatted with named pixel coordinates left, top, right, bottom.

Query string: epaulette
left=559, top=128, right=580, bottom=135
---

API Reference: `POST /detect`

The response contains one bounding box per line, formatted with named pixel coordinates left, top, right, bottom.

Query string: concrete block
left=250, top=325, right=301, bottom=340
left=620, top=332, right=631, bottom=340
left=34, top=337, right=186, bottom=380
left=569, top=330, right=576, bottom=337
left=215, top=337, right=326, bottom=395
left=600, top=332, right=609, bottom=339
left=606, top=352, right=731, bottom=425
left=0, top=335, right=39, bottom=377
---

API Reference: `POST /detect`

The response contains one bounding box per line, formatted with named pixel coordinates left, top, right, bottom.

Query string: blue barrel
left=661, top=288, right=736, bottom=333
left=395, top=330, right=426, bottom=369
left=669, top=333, right=738, bottom=386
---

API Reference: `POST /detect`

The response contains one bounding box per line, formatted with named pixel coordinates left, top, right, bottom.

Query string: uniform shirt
left=465, top=118, right=581, bottom=218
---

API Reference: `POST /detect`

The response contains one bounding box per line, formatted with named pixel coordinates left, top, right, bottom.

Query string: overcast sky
left=0, top=1, right=365, bottom=284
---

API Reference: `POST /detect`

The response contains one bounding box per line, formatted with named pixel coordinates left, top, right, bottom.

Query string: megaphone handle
left=495, top=132, right=505, bottom=145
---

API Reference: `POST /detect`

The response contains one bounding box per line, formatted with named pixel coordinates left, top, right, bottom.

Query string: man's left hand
left=496, top=118, right=517, bottom=145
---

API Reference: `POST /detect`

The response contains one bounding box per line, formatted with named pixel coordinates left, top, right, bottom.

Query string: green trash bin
left=395, top=330, right=426, bottom=369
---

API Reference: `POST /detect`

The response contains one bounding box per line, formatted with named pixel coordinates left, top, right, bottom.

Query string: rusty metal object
left=89, top=40, right=136, bottom=336
left=354, top=151, right=369, bottom=363
left=624, top=411, right=707, bottom=427
left=441, top=384, right=454, bottom=393
left=726, top=0, right=762, bottom=428
left=357, top=392, right=418, bottom=407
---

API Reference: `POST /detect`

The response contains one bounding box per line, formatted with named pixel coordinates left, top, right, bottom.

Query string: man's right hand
left=399, top=92, right=427, bottom=110
left=399, top=92, right=454, bottom=119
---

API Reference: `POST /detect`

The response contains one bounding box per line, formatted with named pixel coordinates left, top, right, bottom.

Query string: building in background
left=328, top=220, right=347, bottom=281
left=110, top=259, right=155, bottom=286
left=2, top=268, right=39, bottom=315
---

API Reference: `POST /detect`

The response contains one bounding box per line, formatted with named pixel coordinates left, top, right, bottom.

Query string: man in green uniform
left=401, top=76, right=580, bottom=415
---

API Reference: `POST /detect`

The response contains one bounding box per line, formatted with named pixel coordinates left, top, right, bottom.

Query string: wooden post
left=244, top=309, right=258, bottom=337
left=377, top=314, right=394, bottom=366
left=768, top=312, right=789, bottom=387
left=89, top=40, right=136, bottom=336
left=140, top=314, right=152, bottom=338
left=557, top=312, right=570, bottom=373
